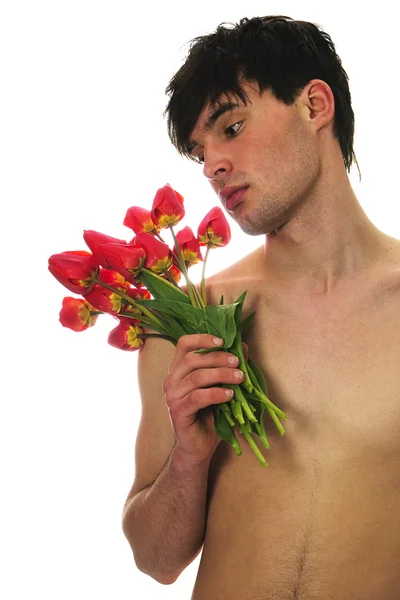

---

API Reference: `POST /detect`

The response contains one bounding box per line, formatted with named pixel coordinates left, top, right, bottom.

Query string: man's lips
left=220, top=186, right=249, bottom=211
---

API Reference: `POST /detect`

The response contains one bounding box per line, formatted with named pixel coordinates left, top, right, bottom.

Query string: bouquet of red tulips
left=48, top=184, right=287, bottom=467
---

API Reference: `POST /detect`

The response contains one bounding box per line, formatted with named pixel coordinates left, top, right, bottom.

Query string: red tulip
left=59, top=297, right=99, bottom=332
left=96, top=242, right=145, bottom=287
left=48, top=251, right=99, bottom=295
left=166, top=264, right=182, bottom=284
left=151, top=184, right=185, bottom=229
left=133, top=231, right=173, bottom=274
left=197, top=207, right=231, bottom=247
left=125, top=287, right=151, bottom=301
left=173, top=226, right=203, bottom=267
left=108, top=319, right=144, bottom=351
left=84, top=285, right=123, bottom=316
left=97, top=268, right=129, bottom=291
left=124, top=206, right=160, bottom=234
left=83, top=230, right=127, bottom=269
left=120, top=287, right=151, bottom=318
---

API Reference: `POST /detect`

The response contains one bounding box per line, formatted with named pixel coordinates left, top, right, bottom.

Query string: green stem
left=92, top=278, right=165, bottom=330
left=200, top=243, right=211, bottom=305
left=161, top=267, right=180, bottom=287
left=153, top=230, right=167, bottom=244
left=250, top=387, right=287, bottom=422
left=238, top=423, right=269, bottom=468
left=229, top=397, right=245, bottom=425
left=168, top=224, right=202, bottom=308
left=252, top=416, right=270, bottom=449
left=191, top=280, right=206, bottom=309
left=232, top=384, right=257, bottom=423
left=137, top=333, right=177, bottom=345
left=221, top=403, right=235, bottom=427
left=230, top=332, right=253, bottom=393
left=266, top=406, right=286, bottom=436
left=119, top=312, right=164, bottom=329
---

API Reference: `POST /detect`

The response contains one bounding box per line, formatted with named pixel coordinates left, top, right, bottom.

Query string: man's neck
left=262, top=181, right=395, bottom=296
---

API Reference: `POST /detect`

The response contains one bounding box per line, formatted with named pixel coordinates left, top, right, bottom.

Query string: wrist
left=171, top=444, right=213, bottom=473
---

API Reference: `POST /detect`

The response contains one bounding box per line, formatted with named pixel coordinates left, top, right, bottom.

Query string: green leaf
left=219, top=294, right=224, bottom=305
left=247, top=399, right=270, bottom=448
left=132, top=313, right=182, bottom=341
left=140, top=269, right=191, bottom=304
left=135, top=299, right=202, bottom=330
left=232, top=291, right=247, bottom=329
left=234, top=290, right=247, bottom=308
left=134, top=299, right=245, bottom=348
left=201, top=303, right=211, bottom=334
left=213, top=405, right=242, bottom=456
left=205, top=303, right=238, bottom=348
left=248, top=357, right=269, bottom=397
left=203, top=303, right=239, bottom=347
left=238, top=311, right=255, bottom=335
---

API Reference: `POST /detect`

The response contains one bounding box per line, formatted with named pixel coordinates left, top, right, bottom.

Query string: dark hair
left=164, top=15, right=361, bottom=180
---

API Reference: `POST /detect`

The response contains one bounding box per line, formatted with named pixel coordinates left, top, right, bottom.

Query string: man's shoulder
left=208, top=245, right=263, bottom=283
left=203, top=245, right=265, bottom=305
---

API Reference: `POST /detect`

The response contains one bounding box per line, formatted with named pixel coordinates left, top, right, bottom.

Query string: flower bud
left=124, top=206, right=160, bottom=234
left=84, top=285, right=122, bottom=316
left=59, top=297, right=99, bottom=332
left=83, top=230, right=127, bottom=269
left=173, top=226, right=203, bottom=267
left=96, top=242, right=145, bottom=287
left=108, top=319, right=144, bottom=351
left=97, top=268, right=129, bottom=291
left=151, top=184, right=185, bottom=229
left=120, top=287, right=151, bottom=318
left=197, top=207, right=231, bottom=247
left=133, top=232, right=173, bottom=274
left=48, top=251, right=99, bottom=295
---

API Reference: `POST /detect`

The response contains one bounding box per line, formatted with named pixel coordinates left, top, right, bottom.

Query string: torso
left=191, top=242, right=400, bottom=600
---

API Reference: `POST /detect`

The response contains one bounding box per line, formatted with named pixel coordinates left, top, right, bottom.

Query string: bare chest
left=250, top=285, right=400, bottom=457
left=193, top=276, right=400, bottom=600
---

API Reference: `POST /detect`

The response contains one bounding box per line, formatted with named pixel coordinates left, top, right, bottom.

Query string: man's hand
left=163, top=334, right=246, bottom=466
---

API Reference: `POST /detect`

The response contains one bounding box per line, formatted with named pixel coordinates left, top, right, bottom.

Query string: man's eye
left=196, top=155, right=205, bottom=164
left=224, top=121, right=242, bottom=138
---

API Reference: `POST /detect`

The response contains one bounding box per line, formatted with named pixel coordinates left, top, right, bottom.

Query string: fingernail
left=234, top=370, right=244, bottom=379
left=213, top=337, right=223, bottom=345
left=227, top=355, right=239, bottom=365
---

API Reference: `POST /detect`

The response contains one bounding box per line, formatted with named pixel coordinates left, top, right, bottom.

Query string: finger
left=177, top=364, right=244, bottom=400
left=167, top=333, right=224, bottom=376
left=172, top=385, right=235, bottom=422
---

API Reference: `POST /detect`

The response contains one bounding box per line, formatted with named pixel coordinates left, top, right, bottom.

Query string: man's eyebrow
left=203, top=101, right=241, bottom=133
left=186, top=100, right=241, bottom=154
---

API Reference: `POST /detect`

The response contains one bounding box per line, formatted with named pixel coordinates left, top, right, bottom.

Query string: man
left=122, top=16, right=400, bottom=599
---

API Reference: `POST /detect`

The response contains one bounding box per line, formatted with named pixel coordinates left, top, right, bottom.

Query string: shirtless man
left=122, top=15, right=400, bottom=599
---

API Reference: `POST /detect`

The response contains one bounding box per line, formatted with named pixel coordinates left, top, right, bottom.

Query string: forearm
left=122, top=445, right=211, bottom=584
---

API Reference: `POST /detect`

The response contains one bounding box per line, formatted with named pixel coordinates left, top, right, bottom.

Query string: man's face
left=188, top=80, right=321, bottom=236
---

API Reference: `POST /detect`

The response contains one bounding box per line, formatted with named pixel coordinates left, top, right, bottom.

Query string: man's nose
left=203, top=148, right=232, bottom=181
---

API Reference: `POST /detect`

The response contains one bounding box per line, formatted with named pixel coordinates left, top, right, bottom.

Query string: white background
left=1, top=1, right=399, bottom=598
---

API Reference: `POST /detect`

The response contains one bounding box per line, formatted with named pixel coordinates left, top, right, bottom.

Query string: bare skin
left=185, top=80, right=400, bottom=598
left=189, top=245, right=400, bottom=600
